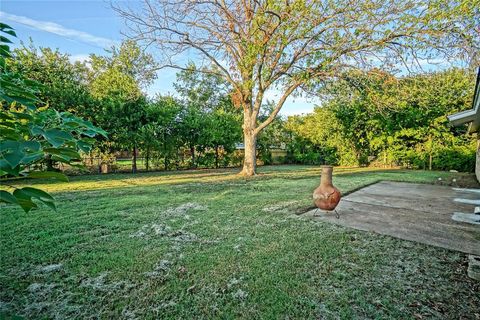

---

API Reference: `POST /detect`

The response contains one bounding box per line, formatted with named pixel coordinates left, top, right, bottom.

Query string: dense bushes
left=283, top=69, right=477, bottom=172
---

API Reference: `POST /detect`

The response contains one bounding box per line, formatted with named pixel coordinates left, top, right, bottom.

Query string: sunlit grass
left=1, top=166, right=478, bottom=319
left=1, top=165, right=453, bottom=194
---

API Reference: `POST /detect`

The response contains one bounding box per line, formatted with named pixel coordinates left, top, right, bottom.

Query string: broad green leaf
left=19, top=187, right=56, bottom=211
left=3, top=147, right=24, bottom=168
left=23, top=141, right=41, bottom=151
left=12, top=189, right=37, bottom=213
left=0, top=190, right=18, bottom=204
left=19, top=187, right=55, bottom=202
left=43, top=129, right=73, bottom=147
left=0, top=159, right=20, bottom=176
left=44, top=147, right=81, bottom=160
left=20, top=152, right=44, bottom=164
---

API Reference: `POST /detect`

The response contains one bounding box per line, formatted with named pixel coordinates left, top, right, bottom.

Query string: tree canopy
left=114, top=0, right=478, bottom=175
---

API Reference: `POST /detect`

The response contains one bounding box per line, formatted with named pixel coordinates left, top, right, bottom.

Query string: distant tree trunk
left=180, top=149, right=184, bottom=169
left=190, top=145, right=196, bottom=168
left=132, top=144, right=137, bottom=173
left=145, top=146, right=150, bottom=171
left=215, top=145, right=219, bottom=168
left=428, top=136, right=433, bottom=171
left=46, top=155, right=55, bottom=171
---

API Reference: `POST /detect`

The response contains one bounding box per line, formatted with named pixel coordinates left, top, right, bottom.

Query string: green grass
left=1, top=166, right=479, bottom=319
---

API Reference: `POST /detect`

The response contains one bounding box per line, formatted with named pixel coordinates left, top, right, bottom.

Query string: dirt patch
left=263, top=200, right=316, bottom=216
left=130, top=224, right=172, bottom=238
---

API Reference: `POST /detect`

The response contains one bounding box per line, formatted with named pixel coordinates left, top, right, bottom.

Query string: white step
left=453, top=198, right=480, bottom=205
left=452, top=212, right=480, bottom=225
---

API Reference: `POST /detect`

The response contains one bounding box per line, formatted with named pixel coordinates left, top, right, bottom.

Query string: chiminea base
left=313, top=208, right=339, bottom=219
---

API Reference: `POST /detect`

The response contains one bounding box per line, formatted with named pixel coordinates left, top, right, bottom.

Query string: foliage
left=174, top=65, right=242, bottom=168
left=0, top=23, right=106, bottom=212
left=114, top=0, right=478, bottom=175
left=8, top=43, right=95, bottom=118
left=286, top=68, right=476, bottom=171
left=89, top=40, right=157, bottom=101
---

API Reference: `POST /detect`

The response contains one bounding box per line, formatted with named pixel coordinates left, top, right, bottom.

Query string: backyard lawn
left=1, top=166, right=479, bottom=319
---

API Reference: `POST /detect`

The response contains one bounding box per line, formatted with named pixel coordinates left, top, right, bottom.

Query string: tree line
left=283, top=69, right=476, bottom=172
left=7, top=42, right=243, bottom=173
left=5, top=40, right=477, bottom=174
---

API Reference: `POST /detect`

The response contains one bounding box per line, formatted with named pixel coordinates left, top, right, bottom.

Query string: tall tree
left=174, top=64, right=241, bottom=168
left=114, top=0, right=477, bottom=175
left=144, top=96, right=183, bottom=170
left=89, top=40, right=157, bottom=172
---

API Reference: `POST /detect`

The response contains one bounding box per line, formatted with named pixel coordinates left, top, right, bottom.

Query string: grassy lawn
left=1, top=166, right=479, bottom=319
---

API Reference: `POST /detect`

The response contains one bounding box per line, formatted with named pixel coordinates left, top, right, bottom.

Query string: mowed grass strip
left=1, top=166, right=479, bottom=319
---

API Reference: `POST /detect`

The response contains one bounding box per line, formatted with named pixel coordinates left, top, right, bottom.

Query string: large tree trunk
left=215, top=145, right=219, bottom=169
left=241, top=124, right=257, bottom=176
left=132, top=145, right=137, bottom=173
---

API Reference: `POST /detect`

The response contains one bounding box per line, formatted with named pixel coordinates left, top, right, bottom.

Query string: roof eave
left=448, top=68, right=480, bottom=134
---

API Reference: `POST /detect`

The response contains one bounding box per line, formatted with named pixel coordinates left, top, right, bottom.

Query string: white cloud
left=0, top=11, right=117, bottom=48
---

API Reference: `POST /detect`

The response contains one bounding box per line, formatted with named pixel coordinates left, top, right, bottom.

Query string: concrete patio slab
left=306, top=181, right=480, bottom=255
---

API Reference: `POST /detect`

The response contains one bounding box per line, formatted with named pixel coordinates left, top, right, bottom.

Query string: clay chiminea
left=313, top=165, right=341, bottom=217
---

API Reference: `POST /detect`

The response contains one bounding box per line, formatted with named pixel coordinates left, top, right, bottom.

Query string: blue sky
left=1, top=0, right=317, bottom=116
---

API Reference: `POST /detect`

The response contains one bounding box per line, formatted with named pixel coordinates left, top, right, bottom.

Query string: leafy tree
left=174, top=65, right=242, bottom=168
left=177, top=105, right=209, bottom=168
left=89, top=40, right=157, bottom=172
left=114, top=0, right=478, bottom=175
left=0, top=23, right=106, bottom=212
left=143, top=96, right=183, bottom=170
left=8, top=43, right=94, bottom=117
left=89, top=40, right=157, bottom=101
left=287, top=68, right=476, bottom=170
left=207, top=109, right=242, bottom=168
